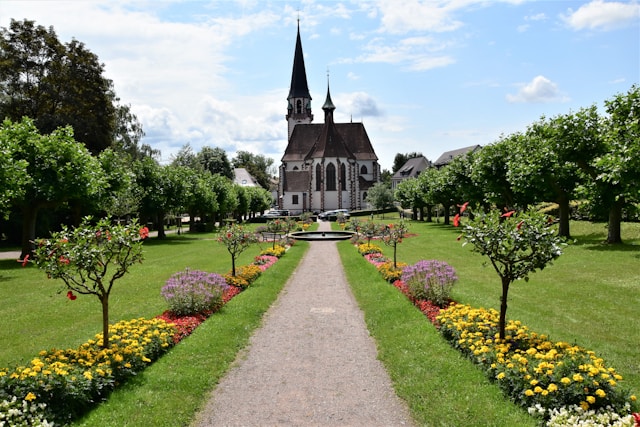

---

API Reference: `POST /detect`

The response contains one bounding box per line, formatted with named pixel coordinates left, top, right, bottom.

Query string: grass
left=355, top=216, right=640, bottom=399
left=337, top=241, right=536, bottom=426
left=1, top=218, right=638, bottom=425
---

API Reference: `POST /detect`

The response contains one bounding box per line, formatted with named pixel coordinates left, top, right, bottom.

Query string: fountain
left=288, top=230, right=355, bottom=241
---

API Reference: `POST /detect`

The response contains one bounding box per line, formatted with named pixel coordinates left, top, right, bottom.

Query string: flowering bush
left=377, top=261, right=407, bottom=282
left=0, top=395, right=52, bottom=426
left=260, top=244, right=286, bottom=258
left=437, top=304, right=637, bottom=421
left=254, top=255, right=279, bottom=271
left=0, top=318, right=175, bottom=424
left=218, top=224, right=258, bottom=276
left=33, top=217, right=147, bottom=348
left=358, top=243, right=382, bottom=255
left=528, top=403, right=636, bottom=426
left=161, top=268, right=229, bottom=316
left=401, top=260, right=458, bottom=306
left=364, top=252, right=388, bottom=267
left=224, top=264, right=262, bottom=289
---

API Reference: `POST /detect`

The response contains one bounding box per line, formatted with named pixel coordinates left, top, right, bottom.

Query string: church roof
left=282, top=122, right=378, bottom=163
left=287, top=24, right=311, bottom=101
left=282, top=170, right=310, bottom=192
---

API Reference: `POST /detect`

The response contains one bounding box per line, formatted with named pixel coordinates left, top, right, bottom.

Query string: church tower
left=286, top=22, right=313, bottom=139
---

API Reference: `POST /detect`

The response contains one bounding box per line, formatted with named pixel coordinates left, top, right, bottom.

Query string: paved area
left=192, top=221, right=415, bottom=426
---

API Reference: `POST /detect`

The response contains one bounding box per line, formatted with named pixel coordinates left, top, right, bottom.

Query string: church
left=277, top=24, right=381, bottom=215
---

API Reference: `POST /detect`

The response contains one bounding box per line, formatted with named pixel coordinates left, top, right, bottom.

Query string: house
left=233, top=168, right=259, bottom=187
left=278, top=24, right=381, bottom=214
left=433, top=145, right=482, bottom=168
left=391, top=156, right=431, bottom=190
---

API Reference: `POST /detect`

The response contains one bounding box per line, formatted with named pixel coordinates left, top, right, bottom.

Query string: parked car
left=318, top=209, right=350, bottom=221
left=260, top=209, right=289, bottom=218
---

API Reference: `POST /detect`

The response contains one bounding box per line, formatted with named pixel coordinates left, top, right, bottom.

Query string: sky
left=1, top=0, right=638, bottom=172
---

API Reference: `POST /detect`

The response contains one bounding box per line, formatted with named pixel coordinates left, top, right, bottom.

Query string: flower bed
left=0, top=318, right=175, bottom=425
left=357, top=242, right=639, bottom=426
left=1, top=243, right=287, bottom=425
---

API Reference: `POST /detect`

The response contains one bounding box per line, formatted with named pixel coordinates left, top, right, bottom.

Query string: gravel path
left=192, top=221, right=415, bottom=427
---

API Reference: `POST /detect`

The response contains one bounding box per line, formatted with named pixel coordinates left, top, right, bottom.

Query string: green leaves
left=462, top=210, right=563, bottom=284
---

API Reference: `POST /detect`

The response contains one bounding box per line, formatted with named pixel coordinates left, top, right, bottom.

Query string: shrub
left=401, top=260, right=458, bottom=306
left=224, top=264, right=262, bottom=289
left=260, top=244, right=286, bottom=258
left=161, top=268, right=229, bottom=316
left=377, top=261, right=407, bottom=282
left=358, top=243, right=382, bottom=255
left=0, top=395, right=52, bottom=426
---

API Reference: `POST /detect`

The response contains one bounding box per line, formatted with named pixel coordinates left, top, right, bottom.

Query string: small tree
left=380, top=220, right=408, bottom=268
left=33, top=217, right=148, bottom=348
left=459, top=210, right=563, bottom=339
left=366, top=182, right=395, bottom=217
left=218, top=223, right=258, bottom=276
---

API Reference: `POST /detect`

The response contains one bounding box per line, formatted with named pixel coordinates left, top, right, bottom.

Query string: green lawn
left=356, top=216, right=640, bottom=399
left=0, top=219, right=638, bottom=425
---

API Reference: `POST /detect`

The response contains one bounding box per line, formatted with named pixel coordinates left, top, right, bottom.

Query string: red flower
left=457, top=201, right=469, bottom=213
left=58, top=256, right=70, bottom=265
left=19, top=254, right=30, bottom=267
left=139, top=226, right=150, bottom=240
left=453, top=214, right=460, bottom=227
left=66, top=291, right=77, bottom=301
left=501, top=210, right=515, bottom=218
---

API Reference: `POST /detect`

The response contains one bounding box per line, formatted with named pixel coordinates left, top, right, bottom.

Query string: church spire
left=286, top=21, right=313, bottom=139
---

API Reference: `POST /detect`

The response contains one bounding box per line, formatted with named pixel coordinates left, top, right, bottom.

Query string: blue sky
left=1, top=0, right=638, bottom=171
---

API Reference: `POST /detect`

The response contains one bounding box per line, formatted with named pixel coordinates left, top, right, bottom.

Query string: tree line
left=0, top=19, right=273, bottom=258
left=394, top=84, right=639, bottom=244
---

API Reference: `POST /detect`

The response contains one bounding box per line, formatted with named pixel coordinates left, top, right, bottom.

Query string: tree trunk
left=499, top=277, right=510, bottom=340
left=20, top=205, right=40, bottom=259
left=426, top=205, right=433, bottom=222
left=156, top=212, right=166, bottom=239
left=607, top=202, right=623, bottom=244
left=101, top=295, right=110, bottom=348
left=557, top=193, right=571, bottom=239
left=442, top=205, right=451, bottom=225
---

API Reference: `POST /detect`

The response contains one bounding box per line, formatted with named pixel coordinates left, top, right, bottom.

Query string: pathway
left=192, top=220, right=415, bottom=426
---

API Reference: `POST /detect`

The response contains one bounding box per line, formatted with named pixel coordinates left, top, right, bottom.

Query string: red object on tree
left=19, top=254, right=30, bottom=267
left=453, top=214, right=460, bottom=227
left=458, top=202, right=469, bottom=213
left=501, top=210, right=515, bottom=218
left=139, top=226, right=149, bottom=240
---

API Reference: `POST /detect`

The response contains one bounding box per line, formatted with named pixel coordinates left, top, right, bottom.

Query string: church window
left=296, top=99, right=303, bottom=114
left=326, top=163, right=336, bottom=191
left=340, top=163, right=346, bottom=191
left=293, top=166, right=299, bottom=170
left=315, top=164, right=322, bottom=191
left=360, top=165, right=368, bottom=175
left=292, top=195, right=299, bottom=205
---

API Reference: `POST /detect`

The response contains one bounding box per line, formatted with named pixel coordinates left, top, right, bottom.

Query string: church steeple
left=286, top=21, right=313, bottom=139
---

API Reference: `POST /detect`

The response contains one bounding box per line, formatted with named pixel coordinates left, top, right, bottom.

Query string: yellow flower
left=25, top=392, right=36, bottom=402
left=586, top=395, right=596, bottom=404
left=534, top=386, right=543, bottom=394
left=524, top=389, right=534, bottom=397
left=547, top=383, right=558, bottom=392
left=572, top=373, right=584, bottom=382
left=595, top=389, right=606, bottom=398
left=83, top=371, right=93, bottom=380
left=580, top=401, right=589, bottom=411
left=560, top=377, right=571, bottom=385
left=496, top=372, right=506, bottom=380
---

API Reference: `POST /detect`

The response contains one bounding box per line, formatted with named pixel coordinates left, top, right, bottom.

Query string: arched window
left=293, top=166, right=299, bottom=171
left=296, top=99, right=303, bottom=114
left=360, top=165, right=368, bottom=175
left=326, top=163, right=336, bottom=191
left=340, top=163, right=346, bottom=190
left=315, top=164, right=322, bottom=191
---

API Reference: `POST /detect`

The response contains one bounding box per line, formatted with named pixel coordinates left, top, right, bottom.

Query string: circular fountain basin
left=288, top=231, right=355, bottom=241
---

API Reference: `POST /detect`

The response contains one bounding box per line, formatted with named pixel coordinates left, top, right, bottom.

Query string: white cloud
left=506, top=75, right=569, bottom=103
left=562, top=0, right=640, bottom=31
left=374, top=0, right=464, bottom=34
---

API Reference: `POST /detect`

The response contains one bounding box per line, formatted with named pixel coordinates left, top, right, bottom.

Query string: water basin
left=288, top=231, right=355, bottom=241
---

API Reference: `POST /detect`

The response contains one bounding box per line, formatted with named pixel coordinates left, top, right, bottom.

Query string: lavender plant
left=161, top=268, right=229, bottom=316
left=401, top=260, right=458, bottom=306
